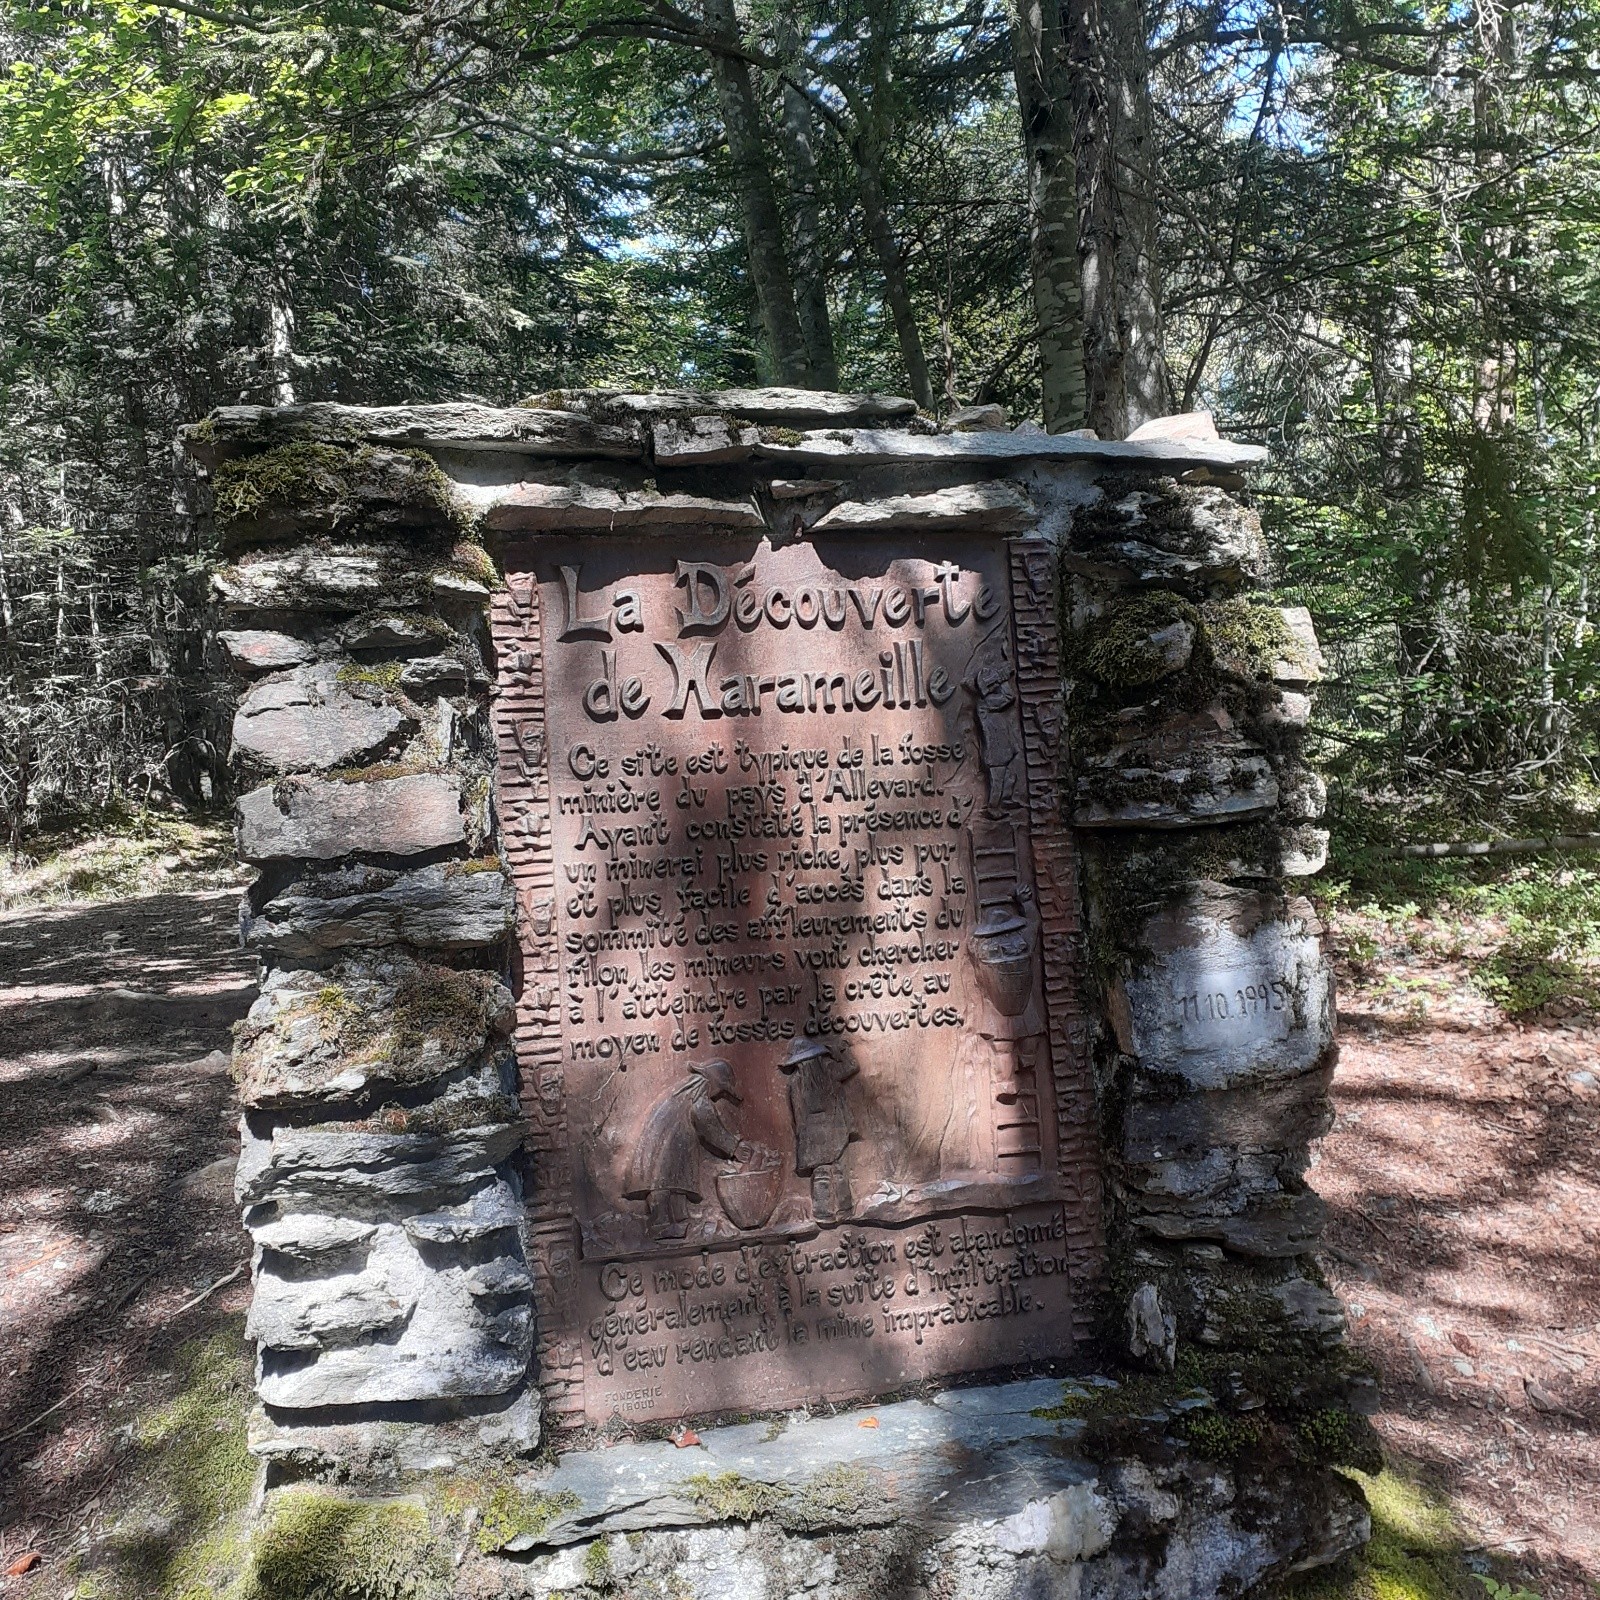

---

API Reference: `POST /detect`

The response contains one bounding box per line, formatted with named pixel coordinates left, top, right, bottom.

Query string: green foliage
left=1320, top=853, right=1600, bottom=1018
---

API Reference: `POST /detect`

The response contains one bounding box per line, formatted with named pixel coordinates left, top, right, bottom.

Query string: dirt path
left=0, top=892, right=1594, bottom=1596
left=1321, top=953, right=1600, bottom=1600
left=0, top=890, right=256, bottom=1578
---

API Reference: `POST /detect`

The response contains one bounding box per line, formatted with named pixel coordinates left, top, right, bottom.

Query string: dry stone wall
left=186, top=391, right=1376, bottom=1594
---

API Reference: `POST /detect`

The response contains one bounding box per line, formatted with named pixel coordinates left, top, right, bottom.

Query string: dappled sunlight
left=1317, top=907, right=1599, bottom=1598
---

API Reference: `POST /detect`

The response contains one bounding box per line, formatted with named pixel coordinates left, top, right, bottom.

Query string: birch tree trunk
left=1010, top=0, right=1088, bottom=432
left=703, top=0, right=812, bottom=385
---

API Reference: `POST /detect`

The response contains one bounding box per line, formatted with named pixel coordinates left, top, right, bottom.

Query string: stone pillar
left=181, top=396, right=1375, bottom=1592
left=1062, top=470, right=1379, bottom=1426
left=200, top=437, right=538, bottom=1471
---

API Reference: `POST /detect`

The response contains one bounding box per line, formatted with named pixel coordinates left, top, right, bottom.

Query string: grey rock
left=1123, top=1066, right=1335, bottom=1175
left=752, top=426, right=1267, bottom=471
left=218, top=629, right=318, bottom=673
left=651, top=413, right=761, bottom=467
left=251, top=1214, right=378, bottom=1261
left=941, top=403, right=1010, bottom=432
left=464, top=1376, right=1365, bottom=1600
left=236, top=772, right=465, bottom=864
left=1075, top=748, right=1279, bottom=829
left=399, top=655, right=469, bottom=694
left=1274, top=607, right=1325, bottom=684
left=428, top=571, right=492, bottom=603
left=232, top=663, right=410, bottom=773
left=178, top=1154, right=238, bottom=1205
left=810, top=481, right=1035, bottom=533
left=1257, top=689, right=1313, bottom=730
left=233, top=952, right=513, bottom=1108
left=403, top=1183, right=523, bottom=1245
left=1139, top=1190, right=1328, bottom=1257
left=476, top=479, right=765, bottom=533
left=258, top=1325, right=528, bottom=1409
left=1282, top=826, right=1331, bottom=876
left=247, top=1269, right=416, bottom=1351
left=1067, top=485, right=1271, bottom=586
left=246, top=861, right=512, bottom=956
left=184, top=401, right=643, bottom=464
left=594, top=386, right=919, bottom=424
left=1112, top=888, right=1335, bottom=1091
left=464, top=1259, right=535, bottom=1298
left=337, top=614, right=448, bottom=653
left=1125, top=411, right=1221, bottom=445
left=213, top=548, right=389, bottom=612
left=1280, top=766, right=1329, bottom=822
left=1127, top=1283, right=1177, bottom=1370
left=235, top=1123, right=523, bottom=1213
left=1269, top=1276, right=1347, bottom=1341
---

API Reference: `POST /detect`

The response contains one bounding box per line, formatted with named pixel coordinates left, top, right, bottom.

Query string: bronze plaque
left=494, top=532, right=1101, bottom=1428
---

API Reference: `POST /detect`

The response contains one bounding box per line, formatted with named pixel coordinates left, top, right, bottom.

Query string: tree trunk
left=1068, top=0, right=1170, bottom=436
left=1009, top=0, right=1088, bottom=432
left=776, top=77, right=840, bottom=389
left=851, top=123, right=936, bottom=410
left=703, top=0, right=812, bottom=386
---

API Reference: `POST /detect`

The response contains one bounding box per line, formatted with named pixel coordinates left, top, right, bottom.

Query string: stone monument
left=188, top=391, right=1376, bottom=1598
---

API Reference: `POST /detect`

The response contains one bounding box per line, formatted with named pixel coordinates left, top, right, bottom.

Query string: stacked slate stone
left=183, top=392, right=1377, bottom=1594
left=1061, top=475, right=1382, bottom=1459
left=193, top=428, right=536, bottom=1470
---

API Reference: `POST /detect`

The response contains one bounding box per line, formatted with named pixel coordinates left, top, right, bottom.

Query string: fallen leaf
left=5, top=1552, right=42, bottom=1576
left=672, top=1429, right=701, bottom=1448
left=1450, top=1330, right=1478, bottom=1356
left=858, top=1416, right=880, bottom=1429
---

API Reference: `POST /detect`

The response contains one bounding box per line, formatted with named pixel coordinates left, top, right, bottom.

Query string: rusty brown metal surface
left=493, top=532, right=1101, bottom=1428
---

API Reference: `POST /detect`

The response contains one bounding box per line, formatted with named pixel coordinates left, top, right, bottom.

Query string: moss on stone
left=245, top=1491, right=449, bottom=1600
left=782, top=1464, right=881, bottom=1530
left=213, top=443, right=460, bottom=540
left=369, top=1090, right=520, bottom=1135
left=447, top=539, right=499, bottom=587
left=474, top=1485, right=581, bottom=1553
left=331, top=758, right=436, bottom=783
left=443, top=855, right=504, bottom=877
left=336, top=660, right=406, bottom=695
left=685, top=1472, right=786, bottom=1522
left=214, top=443, right=357, bottom=524
left=582, top=1538, right=613, bottom=1586
left=759, top=426, right=805, bottom=447
left=1203, top=596, right=1298, bottom=681
left=1181, top=1411, right=1266, bottom=1460
left=1078, top=591, right=1200, bottom=688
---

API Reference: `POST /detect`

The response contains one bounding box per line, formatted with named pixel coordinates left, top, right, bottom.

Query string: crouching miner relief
left=493, top=533, right=1100, bottom=1427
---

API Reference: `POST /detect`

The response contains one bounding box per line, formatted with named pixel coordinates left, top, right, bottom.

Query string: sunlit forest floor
left=0, top=826, right=1594, bottom=1598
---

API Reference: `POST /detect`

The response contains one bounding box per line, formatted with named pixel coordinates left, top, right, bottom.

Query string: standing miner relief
left=496, top=532, right=1097, bottom=1423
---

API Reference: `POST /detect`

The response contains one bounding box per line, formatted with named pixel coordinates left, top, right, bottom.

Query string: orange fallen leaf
left=5, top=1552, right=42, bottom=1576
left=673, top=1429, right=701, bottom=1448
left=858, top=1416, right=879, bottom=1429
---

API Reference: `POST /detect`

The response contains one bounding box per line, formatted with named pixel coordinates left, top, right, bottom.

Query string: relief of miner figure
left=623, top=1059, right=751, bottom=1240
left=967, top=637, right=1023, bottom=816
left=778, top=1038, right=859, bottom=1224
left=945, top=899, right=1046, bottom=1177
